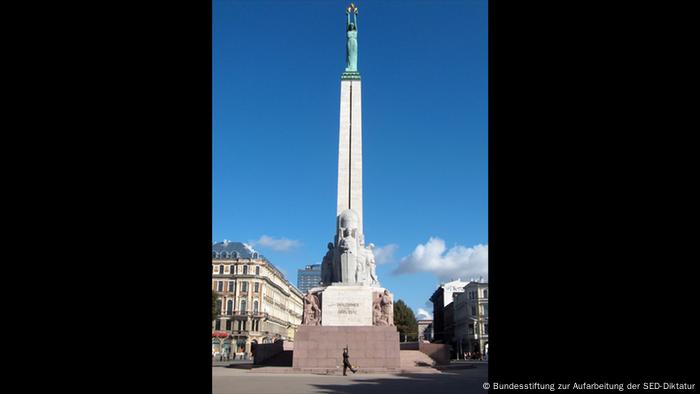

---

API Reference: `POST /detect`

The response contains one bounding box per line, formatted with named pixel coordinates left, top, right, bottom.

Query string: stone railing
left=418, top=342, right=450, bottom=365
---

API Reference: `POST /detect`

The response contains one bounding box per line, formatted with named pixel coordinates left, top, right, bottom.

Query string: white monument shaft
left=336, top=79, right=363, bottom=238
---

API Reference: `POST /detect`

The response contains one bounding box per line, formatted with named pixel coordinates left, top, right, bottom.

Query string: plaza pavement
left=212, top=362, right=488, bottom=394
left=212, top=359, right=253, bottom=368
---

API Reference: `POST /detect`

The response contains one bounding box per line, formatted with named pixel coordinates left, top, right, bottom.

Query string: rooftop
left=299, top=264, right=322, bottom=271
left=211, top=240, right=304, bottom=297
left=212, top=240, right=266, bottom=261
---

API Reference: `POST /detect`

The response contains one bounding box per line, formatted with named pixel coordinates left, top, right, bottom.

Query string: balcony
left=227, top=311, right=266, bottom=318
left=220, top=310, right=249, bottom=318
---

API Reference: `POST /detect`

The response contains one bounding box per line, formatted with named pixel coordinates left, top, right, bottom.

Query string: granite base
left=292, top=325, right=400, bottom=371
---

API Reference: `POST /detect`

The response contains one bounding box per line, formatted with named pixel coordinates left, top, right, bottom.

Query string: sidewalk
left=212, top=359, right=254, bottom=368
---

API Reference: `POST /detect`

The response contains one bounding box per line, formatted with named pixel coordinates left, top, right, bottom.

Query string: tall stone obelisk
left=337, top=12, right=364, bottom=241
left=337, top=75, right=363, bottom=240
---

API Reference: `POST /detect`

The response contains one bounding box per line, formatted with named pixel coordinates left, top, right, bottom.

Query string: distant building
left=212, top=240, right=304, bottom=358
left=428, top=279, right=470, bottom=342
left=297, top=264, right=322, bottom=294
left=417, top=319, right=433, bottom=342
left=454, top=281, right=488, bottom=357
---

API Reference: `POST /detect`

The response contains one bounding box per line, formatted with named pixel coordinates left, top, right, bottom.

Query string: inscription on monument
left=336, top=302, right=359, bottom=315
left=321, top=286, right=373, bottom=326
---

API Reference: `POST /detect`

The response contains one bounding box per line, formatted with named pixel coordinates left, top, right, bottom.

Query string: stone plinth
left=321, top=285, right=374, bottom=326
left=292, top=325, right=400, bottom=372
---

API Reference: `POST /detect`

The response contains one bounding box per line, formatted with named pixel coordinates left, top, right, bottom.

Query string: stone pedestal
left=292, top=325, right=400, bottom=372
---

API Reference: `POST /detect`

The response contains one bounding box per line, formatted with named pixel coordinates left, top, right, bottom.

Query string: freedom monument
left=292, top=4, right=401, bottom=372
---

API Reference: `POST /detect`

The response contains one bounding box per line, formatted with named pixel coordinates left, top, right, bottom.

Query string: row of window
left=213, top=251, right=259, bottom=259
left=467, top=323, right=489, bottom=335
left=214, top=280, right=260, bottom=294
left=215, top=264, right=261, bottom=276
left=467, top=289, right=488, bottom=299
left=214, top=318, right=262, bottom=332
left=469, top=304, right=489, bottom=316
left=219, top=298, right=260, bottom=314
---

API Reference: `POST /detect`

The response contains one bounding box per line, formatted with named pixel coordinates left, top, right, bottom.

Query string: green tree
left=393, top=299, right=418, bottom=342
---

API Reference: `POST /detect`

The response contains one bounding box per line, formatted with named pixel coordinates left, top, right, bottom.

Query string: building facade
left=417, top=319, right=434, bottom=342
left=428, top=279, right=469, bottom=342
left=454, top=281, right=488, bottom=357
left=297, top=264, right=322, bottom=294
left=212, top=241, right=304, bottom=358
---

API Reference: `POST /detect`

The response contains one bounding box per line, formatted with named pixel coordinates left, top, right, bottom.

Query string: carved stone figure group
left=302, top=291, right=322, bottom=326
left=320, top=209, right=380, bottom=287
left=372, top=289, right=394, bottom=326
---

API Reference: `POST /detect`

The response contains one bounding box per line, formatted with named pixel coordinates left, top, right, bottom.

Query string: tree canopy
left=393, top=299, right=418, bottom=342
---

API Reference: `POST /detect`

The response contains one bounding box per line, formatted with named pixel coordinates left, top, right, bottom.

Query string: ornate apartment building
left=212, top=241, right=304, bottom=357
left=454, top=281, right=488, bottom=357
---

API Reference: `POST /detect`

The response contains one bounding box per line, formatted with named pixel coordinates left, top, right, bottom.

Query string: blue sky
left=213, top=0, right=487, bottom=319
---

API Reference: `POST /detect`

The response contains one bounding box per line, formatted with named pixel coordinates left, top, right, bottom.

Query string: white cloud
left=372, top=243, right=399, bottom=264
left=393, top=237, right=488, bottom=282
left=416, top=308, right=432, bottom=320
left=251, top=235, right=301, bottom=252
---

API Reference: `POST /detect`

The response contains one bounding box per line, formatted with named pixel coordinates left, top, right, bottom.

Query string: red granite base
left=292, top=326, right=400, bottom=371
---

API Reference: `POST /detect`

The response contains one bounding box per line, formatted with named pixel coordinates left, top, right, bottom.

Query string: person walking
left=342, top=347, right=357, bottom=376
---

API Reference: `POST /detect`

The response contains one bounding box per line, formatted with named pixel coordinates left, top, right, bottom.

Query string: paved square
left=212, top=364, right=487, bottom=394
